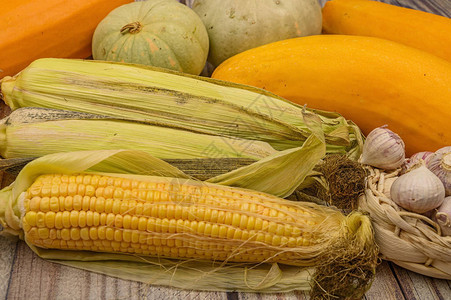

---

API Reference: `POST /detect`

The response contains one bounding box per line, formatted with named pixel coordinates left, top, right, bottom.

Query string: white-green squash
left=92, top=0, right=209, bottom=75
left=192, top=0, right=322, bottom=67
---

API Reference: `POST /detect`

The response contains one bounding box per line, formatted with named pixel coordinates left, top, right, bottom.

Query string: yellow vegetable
left=212, top=35, right=451, bottom=156
left=23, top=172, right=338, bottom=264
left=0, top=149, right=378, bottom=298
left=322, top=0, right=451, bottom=62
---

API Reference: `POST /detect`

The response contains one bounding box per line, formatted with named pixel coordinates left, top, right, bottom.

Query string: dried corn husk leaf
left=0, top=58, right=363, bottom=159
left=37, top=248, right=313, bottom=293
left=0, top=107, right=276, bottom=160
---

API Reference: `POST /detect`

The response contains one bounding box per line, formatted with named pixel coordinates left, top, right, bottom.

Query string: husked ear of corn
left=0, top=107, right=276, bottom=160
left=0, top=149, right=378, bottom=299
left=0, top=58, right=364, bottom=159
left=20, top=173, right=344, bottom=265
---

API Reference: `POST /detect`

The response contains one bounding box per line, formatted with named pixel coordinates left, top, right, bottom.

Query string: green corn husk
left=0, top=107, right=276, bottom=160
left=0, top=107, right=326, bottom=198
left=0, top=149, right=378, bottom=298
left=0, top=58, right=364, bottom=159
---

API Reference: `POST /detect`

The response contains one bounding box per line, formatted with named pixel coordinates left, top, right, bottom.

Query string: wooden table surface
left=1, top=0, right=450, bottom=299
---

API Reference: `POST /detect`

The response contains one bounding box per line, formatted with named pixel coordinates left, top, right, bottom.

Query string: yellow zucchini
left=212, top=35, right=451, bottom=155
left=322, top=0, right=451, bottom=62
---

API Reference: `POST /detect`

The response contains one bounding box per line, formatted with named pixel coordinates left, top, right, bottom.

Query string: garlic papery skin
left=427, top=146, right=451, bottom=196
left=435, top=196, right=451, bottom=236
left=390, top=164, right=445, bottom=214
left=360, top=126, right=405, bottom=170
left=402, top=151, right=433, bottom=174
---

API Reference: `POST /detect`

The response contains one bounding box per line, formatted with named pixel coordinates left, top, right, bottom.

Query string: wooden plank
left=0, top=169, right=19, bottom=299
left=10, top=245, right=442, bottom=300
left=0, top=236, right=18, bottom=299
left=364, top=261, right=406, bottom=300
left=377, top=0, right=451, bottom=17
left=319, top=0, right=450, bottom=17
left=391, top=263, right=451, bottom=300
left=233, top=290, right=310, bottom=300
left=6, top=241, right=230, bottom=300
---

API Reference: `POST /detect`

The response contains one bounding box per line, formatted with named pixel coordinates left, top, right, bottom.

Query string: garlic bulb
left=402, top=151, right=433, bottom=174
left=435, top=196, right=451, bottom=236
left=390, top=164, right=445, bottom=213
left=360, top=126, right=405, bottom=170
left=427, top=146, right=451, bottom=196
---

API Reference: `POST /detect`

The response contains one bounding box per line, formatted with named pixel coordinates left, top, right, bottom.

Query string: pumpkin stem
left=120, top=22, right=143, bottom=34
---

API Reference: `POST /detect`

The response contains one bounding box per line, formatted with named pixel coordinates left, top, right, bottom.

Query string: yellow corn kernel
left=61, top=228, right=70, bottom=240
left=49, top=196, right=60, bottom=212
left=123, top=230, right=131, bottom=243
left=36, top=212, right=46, bottom=227
left=70, top=228, right=81, bottom=240
left=103, top=186, right=114, bottom=199
left=78, top=211, right=86, bottom=227
left=44, top=211, right=56, bottom=229
left=38, top=228, right=50, bottom=239
left=64, top=196, right=73, bottom=211
left=54, top=212, right=63, bottom=229
left=73, top=195, right=82, bottom=211
left=80, top=228, right=90, bottom=240
left=24, top=211, right=37, bottom=227
left=39, top=197, right=50, bottom=212
left=114, top=229, right=122, bottom=242
left=89, top=227, right=98, bottom=240
left=28, top=197, right=41, bottom=211
left=138, top=217, right=147, bottom=231
left=98, top=226, right=106, bottom=240
left=70, top=211, right=79, bottom=227
left=68, top=183, right=78, bottom=196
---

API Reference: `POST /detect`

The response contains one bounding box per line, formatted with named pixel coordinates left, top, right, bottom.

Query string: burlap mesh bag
left=358, top=167, right=451, bottom=279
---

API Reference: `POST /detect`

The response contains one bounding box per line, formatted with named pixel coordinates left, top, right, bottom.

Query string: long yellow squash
left=212, top=35, right=451, bottom=156
left=322, top=0, right=451, bottom=62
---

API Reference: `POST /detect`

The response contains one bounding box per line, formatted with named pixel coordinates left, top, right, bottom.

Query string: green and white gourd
left=92, top=0, right=209, bottom=75
left=191, top=0, right=322, bottom=67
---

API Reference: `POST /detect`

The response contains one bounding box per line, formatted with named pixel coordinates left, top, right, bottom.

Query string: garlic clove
left=402, top=151, right=433, bottom=174
left=360, top=126, right=405, bottom=170
left=435, top=196, right=451, bottom=236
left=426, top=146, right=451, bottom=196
left=390, top=164, right=445, bottom=214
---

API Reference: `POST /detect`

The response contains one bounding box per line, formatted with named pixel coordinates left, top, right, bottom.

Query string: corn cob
left=0, top=58, right=363, bottom=157
left=0, top=150, right=378, bottom=298
left=0, top=107, right=276, bottom=160
left=14, top=172, right=378, bottom=298
left=21, top=173, right=332, bottom=265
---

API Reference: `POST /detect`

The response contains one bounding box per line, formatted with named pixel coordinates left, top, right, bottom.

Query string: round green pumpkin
left=192, top=0, right=322, bottom=67
left=92, top=0, right=209, bottom=75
